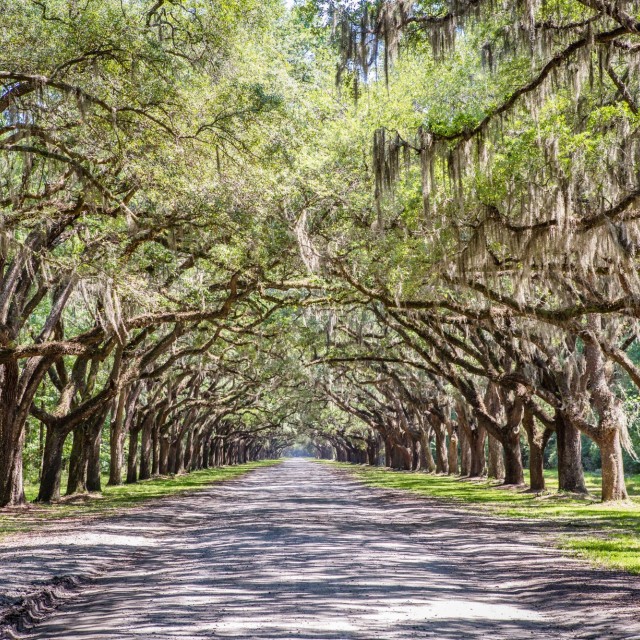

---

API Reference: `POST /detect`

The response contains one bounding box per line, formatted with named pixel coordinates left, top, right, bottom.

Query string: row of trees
left=291, top=0, right=640, bottom=502
left=2, top=0, right=640, bottom=507
left=0, top=0, right=310, bottom=506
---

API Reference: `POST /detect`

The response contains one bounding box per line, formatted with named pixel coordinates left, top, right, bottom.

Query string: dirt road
left=3, top=459, right=640, bottom=639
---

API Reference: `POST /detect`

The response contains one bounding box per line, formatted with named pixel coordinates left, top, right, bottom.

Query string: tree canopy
left=2, top=0, right=640, bottom=507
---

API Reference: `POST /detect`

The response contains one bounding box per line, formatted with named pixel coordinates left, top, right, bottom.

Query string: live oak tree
left=265, top=0, right=640, bottom=502
left=0, top=0, right=292, bottom=506
left=3, top=0, right=640, bottom=508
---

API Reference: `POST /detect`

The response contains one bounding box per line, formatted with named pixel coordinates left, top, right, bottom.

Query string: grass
left=0, top=460, right=281, bottom=539
left=323, top=461, right=640, bottom=575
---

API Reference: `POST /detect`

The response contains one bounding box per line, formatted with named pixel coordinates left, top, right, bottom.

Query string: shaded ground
left=0, top=462, right=276, bottom=539
left=328, top=462, right=640, bottom=574
left=2, top=459, right=640, bottom=639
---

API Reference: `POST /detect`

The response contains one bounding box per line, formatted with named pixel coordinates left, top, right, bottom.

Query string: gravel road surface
left=3, top=459, right=640, bottom=639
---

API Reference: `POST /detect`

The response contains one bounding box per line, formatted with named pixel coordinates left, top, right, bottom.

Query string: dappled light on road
left=10, top=460, right=640, bottom=639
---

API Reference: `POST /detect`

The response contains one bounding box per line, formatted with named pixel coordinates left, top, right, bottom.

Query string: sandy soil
left=1, top=459, right=639, bottom=639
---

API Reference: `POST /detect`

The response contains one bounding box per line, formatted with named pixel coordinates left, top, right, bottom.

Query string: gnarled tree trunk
left=522, top=407, right=553, bottom=492
left=502, top=428, right=524, bottom=485
left=459, top=426, right=471, bottom=476
left=86, top=410, right=107, bottom=493
left=599, top=430, right=628, bottom=502
left=446, top=422, right=459, bottom=475
left=487, top=434, right=505, bottom=480
left=432, top=420, right=449, bottom=474
left=0, top=369, right=28, bottom=507
left=139, top=412, right=155, bottom=480
left=127, top=424, right=142, bottom=484
left=67, top=425, right=88, bottom=495
left=36, top=425, right=68, bottom=502
left=555, top=411, right=587, bottom=494
left=108, top=390, right=127, bottom=486
left=419, top=428, right=436, bottom=473
left=468, top=425, right=486, bottom=477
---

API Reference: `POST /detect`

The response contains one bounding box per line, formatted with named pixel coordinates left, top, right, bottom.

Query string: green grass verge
left=0, top=460, right=281, bottom=539
left=323, top=461, right=640, bottom=575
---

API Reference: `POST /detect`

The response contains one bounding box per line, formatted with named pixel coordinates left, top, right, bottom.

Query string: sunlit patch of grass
left=562, top=535, right=640, bottom=574
left=0, top=460, right=281, bottom=539
left=323, top=461, right=640, bottom=574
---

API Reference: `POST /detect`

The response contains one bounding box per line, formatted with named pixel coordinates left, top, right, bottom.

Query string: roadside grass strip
left=0, top=460, right=281, bottom=539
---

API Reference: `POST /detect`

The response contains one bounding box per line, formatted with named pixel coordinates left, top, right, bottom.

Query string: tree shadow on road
left=9, top=461, right=640, bottom=639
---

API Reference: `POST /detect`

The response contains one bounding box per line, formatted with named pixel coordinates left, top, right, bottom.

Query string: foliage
left=3, top=0, right=640, bottom=518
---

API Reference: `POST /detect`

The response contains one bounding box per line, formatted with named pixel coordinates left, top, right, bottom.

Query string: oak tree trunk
left=433, top=423, right=449, bottom=474
left=555, top=412, right=588, bottom=494
left=202, top=438, right=210, bottom=468
left=36, top=426, right=67, bottom=502
left=126, top=427, right=141, bottom=484
left=86, top=414, right=104, bottom=493
left=152, top=424, right=160, bottom=475
left=182, top=430, right=193, bottom=472
left=487, top=434, right=505, bottom=480
left=459, top=427, right=471, bottom=476
left=159, top=431, right=171, bottom=474
left=419, top=430, right=436, bottom=472
left=108, top=390, right=127, bottom=486
left=66, top=426, right=88, bottom=495
left=502, top=429, right=524, bottom=485
left=0, top=426, right=26, bottom=506
left=384, top=437, right=393, bottom=467
left=522, top=410, right=551, bottom=492
left=599, top=430, right=629, bottom=502
left=139, top=416, right=153, bottom=480
left=447, top=425, right=459, bottom=475
left=367, top=437, right=378, bottom=466
left=411, top=438, right=419, bottom=470
left=468, top=425, right=486, bottom=477
left=0, top=363, right=26, bottom=507
left=528, top=440, right=546, bottom=492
